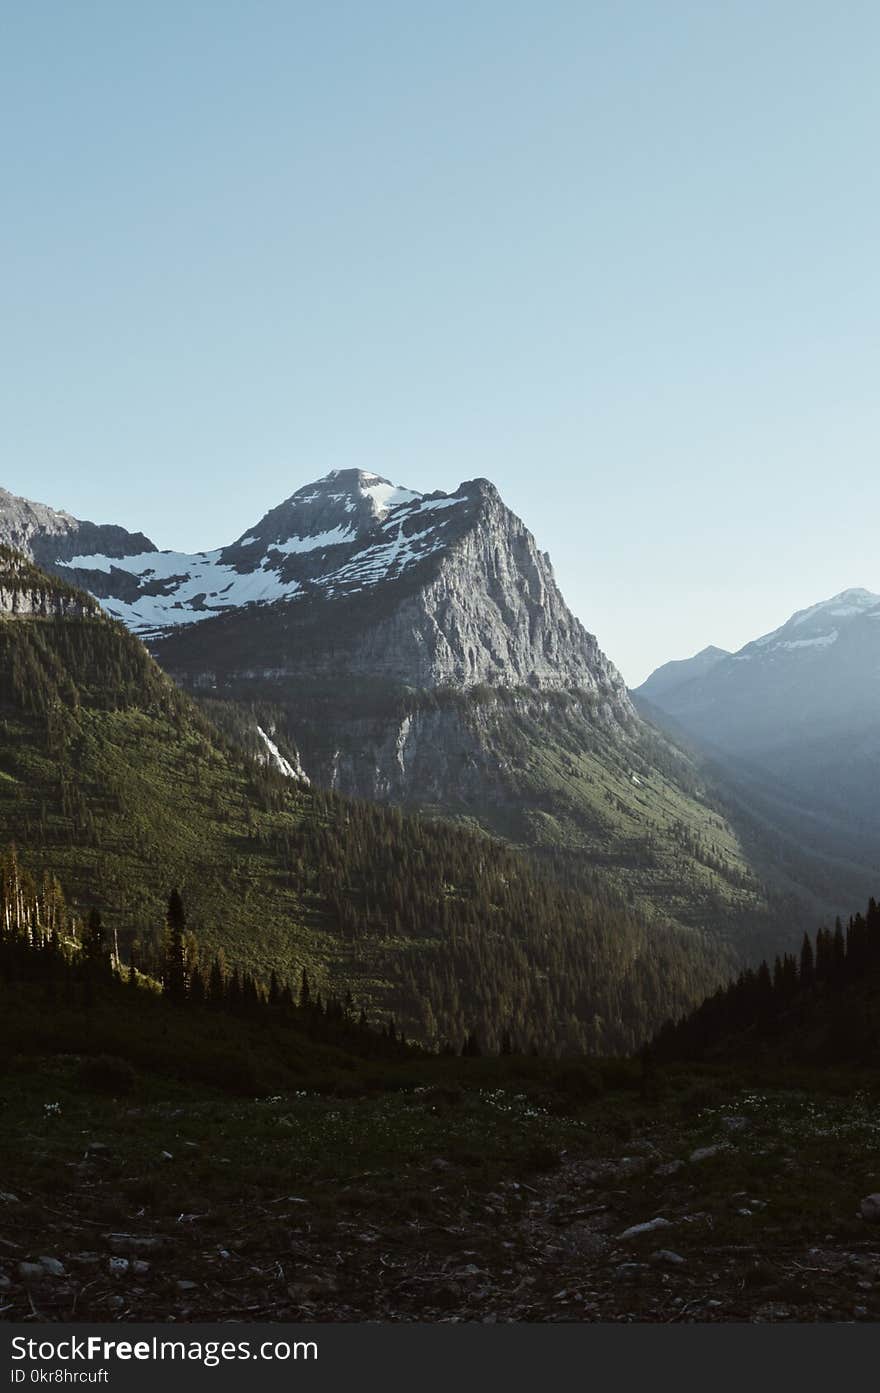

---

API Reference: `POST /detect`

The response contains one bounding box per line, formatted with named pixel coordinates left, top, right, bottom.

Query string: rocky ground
left=3, top=1068, right=880, bottom=1323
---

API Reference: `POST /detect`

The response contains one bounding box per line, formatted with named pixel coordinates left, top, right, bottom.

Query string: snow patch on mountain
left=268, top=524, right=356, bottom=554
left=737, top=588, right=880, bottom=661
left=779, top=630, right=839, bottom=651
left=53, top=471, right=467, bottom=637
left=789, top=588, right=879, bottom=629
left=256, top=726, right=306, bottom=782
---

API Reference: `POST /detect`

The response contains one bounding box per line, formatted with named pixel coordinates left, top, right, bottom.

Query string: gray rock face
left=1, top=472, right=631, bottom=715
left=263, top=687, right=629, bottom=811
left=157, top=475, right=632, bottom=716
left=308, top=477, right=625, bottom=694
left=0, top=486, right=155, bottom=569
left=0, top=550, right=98, bottom=620
left=0, top=583, right=93, bottom=620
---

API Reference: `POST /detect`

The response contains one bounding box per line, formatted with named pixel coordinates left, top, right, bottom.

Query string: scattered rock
left=619, top=1217, right=673, bottom=1240
left=18, top=1262, right=46, bottom=1282
left=132, top=1260, right=150, bottom=1276
left=860, top=1194, right=880, bottom=1222
left=38, top=1256, right=65, bottom=1277
left=690, top=1144, right=726, bottom=1163
left=430, top=1158, right=450, bottom=1172
left=160, top=1151, right=174, bottom=1162
left=105, top=1233, right=165, bottom=1255
left=108, top=1257, right=130, bottom=1276
left=0, top=1274, right=12, bottom=1291
left=0, top=1191, right=20, bottom=1204
left=720, top=1116, right=749, bottom=1133
left=654, top=1160, right=684, bottom=1178
left=754, top=1303, right=791, bottom=1321
left=614, top=1262, right=649, bottom=1281
left=176, top=1280, right=197, bottom=1292
left=651, top=1249, right=685, bottom=1266
left=615, top=1156, right=649, bottom=1177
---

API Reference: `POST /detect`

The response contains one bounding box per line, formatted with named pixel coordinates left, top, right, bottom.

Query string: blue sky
left=2, top=2, right=878, bottom=684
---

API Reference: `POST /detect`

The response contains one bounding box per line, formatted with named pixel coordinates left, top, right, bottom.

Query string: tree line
left=653, top=897, right=880, bottom=1062
left=0, top=846, right=418, bottom=1062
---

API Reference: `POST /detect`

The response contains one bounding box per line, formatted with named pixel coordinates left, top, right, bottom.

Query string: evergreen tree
left=162, top=889, right=187, bottom=1002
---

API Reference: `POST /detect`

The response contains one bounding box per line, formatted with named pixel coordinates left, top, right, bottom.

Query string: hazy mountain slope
left=637, top=644, right=730, bottom=704
left=636, top=590, right=880, bottom=922
left=637, top=589, right=880, bottom=754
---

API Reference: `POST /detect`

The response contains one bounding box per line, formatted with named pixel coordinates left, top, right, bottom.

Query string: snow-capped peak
left=738, top=586, right=880, bottom=659
left=47, top=470, right=474, bottom=637
left=788, top=587, right=880, bottom=629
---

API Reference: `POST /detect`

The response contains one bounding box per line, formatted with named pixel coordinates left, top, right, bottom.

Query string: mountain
left=0, top=544, right=741, bottom=1053
left=637, top=589, right=880, bottom=750
left=1, top=472, right=779, bottom=950
left=635, top=589, right=880, bottom=918
left=11, top=469, right=632, bottom=705
left=637, top=644, right=730, bottom=705
left=0, top=486, right=154, bottom=571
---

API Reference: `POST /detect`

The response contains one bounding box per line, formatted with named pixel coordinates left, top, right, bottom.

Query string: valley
left=3, top=475, right=880, bottom=1328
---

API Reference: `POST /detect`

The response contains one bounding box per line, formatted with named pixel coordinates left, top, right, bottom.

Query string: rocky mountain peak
left=229, top=469, right=424, bottom=555
left=0, top=486, right=156, bottom=569
left=0, top=473, right=634, bottom=719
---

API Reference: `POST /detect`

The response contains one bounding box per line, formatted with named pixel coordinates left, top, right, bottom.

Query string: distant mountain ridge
left=636, top=587, right=880, bottom=922
left=637, top=644, right=730, bottom=704
left=636, top=587, right=880, bottom=751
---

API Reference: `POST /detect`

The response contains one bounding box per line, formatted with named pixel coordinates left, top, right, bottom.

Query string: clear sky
left=2, top=2, right=878, bottom=685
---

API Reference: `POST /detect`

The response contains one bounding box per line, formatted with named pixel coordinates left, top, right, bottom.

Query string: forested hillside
left=654, top=896, right=880, bottom=1065
left=0, top=547, right=733, bottom=1053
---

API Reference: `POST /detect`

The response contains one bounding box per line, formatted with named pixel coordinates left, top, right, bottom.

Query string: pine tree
left=162, top=889, right=187, bottom=1002
left=799, top=931, right=815, bottom=988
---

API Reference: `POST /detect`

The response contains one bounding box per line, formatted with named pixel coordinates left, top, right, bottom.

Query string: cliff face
left=0, top=488, right=155, bottom=569
left=0, top=584, right=93, bottom=619
left=0, top=546, right=98, bottom=620
left=280, top=689, right=617, bottom=809
left=328, top=479, right=631, bottom=701
left=145, top=475, right=633, bottom=734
